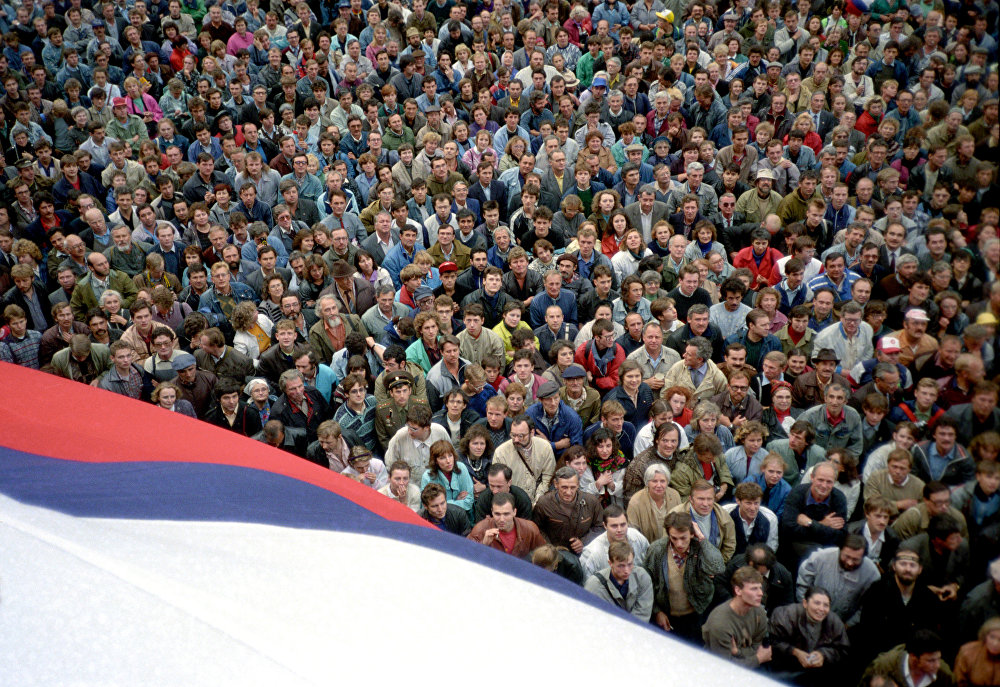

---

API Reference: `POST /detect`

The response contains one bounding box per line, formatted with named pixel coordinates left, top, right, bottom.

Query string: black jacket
left=460, top=288, right=516, bottom=329
left=716, top=552, right=795, bottom=614
left=205, top=401, right=263, bottom=437
left=272, top=387, right=331, bottom=443
left=252, top=425, right=308, bottom=458
left=859, top=571, right=942, bottom=660
left=846, top=519, right=900, bottom=572
left=666, top=322, right=725, bottom=360
left=473, top=485, right=533, bottom=523
left=2, top=281, right=53, bottom=331
left=304, top=427, right=364, bottom=468
left=421, top=503, right=472, bottom=535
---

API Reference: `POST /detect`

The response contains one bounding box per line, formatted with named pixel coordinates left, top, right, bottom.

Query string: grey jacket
left=797, top=404, right=864, bottom=459
left=584, top=566, right=654, bottom=622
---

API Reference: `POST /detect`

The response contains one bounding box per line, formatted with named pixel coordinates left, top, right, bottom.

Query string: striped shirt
left=334, top=395, right=379, bottom=453
left=0, top=330, right=41, bottom=369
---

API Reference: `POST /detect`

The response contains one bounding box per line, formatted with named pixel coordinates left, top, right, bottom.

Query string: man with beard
left=795, top=534, right=880, bottom=628
left=735, top=168, right=782, bottom=226
left=859, top=548, right=942, bottom=660
left=493, top=415, right=557, bottom=505
left=307, top=294, right=369, bottom=365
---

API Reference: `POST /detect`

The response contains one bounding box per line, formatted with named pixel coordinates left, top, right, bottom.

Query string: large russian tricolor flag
left=0, top=363, right=779, bottom=685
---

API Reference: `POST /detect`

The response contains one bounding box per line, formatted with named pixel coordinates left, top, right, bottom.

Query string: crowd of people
left=0, top=0, right=998, bottom=682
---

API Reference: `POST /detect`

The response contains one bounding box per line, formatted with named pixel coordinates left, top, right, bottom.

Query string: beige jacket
left=662, top=359, right=729, bottom=401
left=493, top=437, right=556, bottom=504
left=668, top=500, right=738, bottom=562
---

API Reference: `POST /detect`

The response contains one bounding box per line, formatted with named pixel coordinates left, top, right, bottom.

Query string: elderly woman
left=768, top=587, right=850, bottom=683
left=151, top=381, right=197, bottom=417
left=231, top=300, right=273, bottom=363
left=100, top=289, right=132, bottom=339
left=626, top=462, right=682, bottom=543
left=761, top=380, right=800, bottom=439
left=684, top=400, right=735, bottom=451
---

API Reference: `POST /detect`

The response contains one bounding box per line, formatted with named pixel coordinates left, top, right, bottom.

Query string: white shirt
left=384, top=424, right=451, bottom=484
left=902, top=652, right=936, bottom=687
left=861, top=522, right=886, bottom=561
left=633, top=421, right=689, bottom=456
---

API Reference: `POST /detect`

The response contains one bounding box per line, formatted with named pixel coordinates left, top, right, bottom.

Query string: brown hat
left=330, top=260, right=355, bottom=279
left=406, top=27, right=420, bottom=38
left=812, top=348, right=838, bottom=363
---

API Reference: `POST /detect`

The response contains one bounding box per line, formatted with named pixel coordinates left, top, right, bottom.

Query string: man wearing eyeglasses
left=813, top=301, right=874, bottom=374
left=711, top=368, right=763, bottom=431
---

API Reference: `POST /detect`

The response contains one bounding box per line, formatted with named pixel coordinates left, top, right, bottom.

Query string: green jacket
left=50, top=344, right=112, bottom=381
left=106, top=114, right=150, bottom=152
left=776, top=188, right=822, bottom=226
left=766, top=437, right=827, bottom=487
left=70, top=269, right=140, bottom=321
left=643, top=536, right=724, bottom=616
left=860, top=645, right=953, bottom=687
left=575, top=51, right=602, bottom=90
left=382, top=125, right=415, bottom=151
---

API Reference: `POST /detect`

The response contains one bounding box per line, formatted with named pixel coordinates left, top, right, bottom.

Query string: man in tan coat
left=669, top=479, right=737, bottom=562
left=662, top=336, right=728, bottom=400
left=493, top=415, right=556, bottom=504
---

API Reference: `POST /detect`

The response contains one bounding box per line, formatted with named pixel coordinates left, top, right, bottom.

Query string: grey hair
left=608, top=89, right=623, bottom=99
left=644, top=462, right=671, bottom=485
left=314, top=294, right=338, bottom=319
left=686, top=161, right=704, bottom=173
left=687, top=335, right=713, bottom=362
left=278, top=369, right=304, bottom=392
left=553, top=466, right=579, bottom=482
left=825, top=382, right=850, bottom=398
left=873, top=362, right=897, bottom=380
left=691, top=400, right=722, bottom=424
left=99, top=289, right=123, bottom=307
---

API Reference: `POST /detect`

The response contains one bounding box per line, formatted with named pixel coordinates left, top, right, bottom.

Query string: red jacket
left=732, top=246, right=784, bottom=289
left=855, top=111, right=882, bottom=139
left=574, top=340, right=625, bottom=393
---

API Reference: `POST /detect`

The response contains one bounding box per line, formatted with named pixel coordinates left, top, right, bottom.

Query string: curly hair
left=733, top=420, right=769, bottom=446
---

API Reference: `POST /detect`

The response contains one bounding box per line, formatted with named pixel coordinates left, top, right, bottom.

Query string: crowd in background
left=0, top=0, right=998, bottom=683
